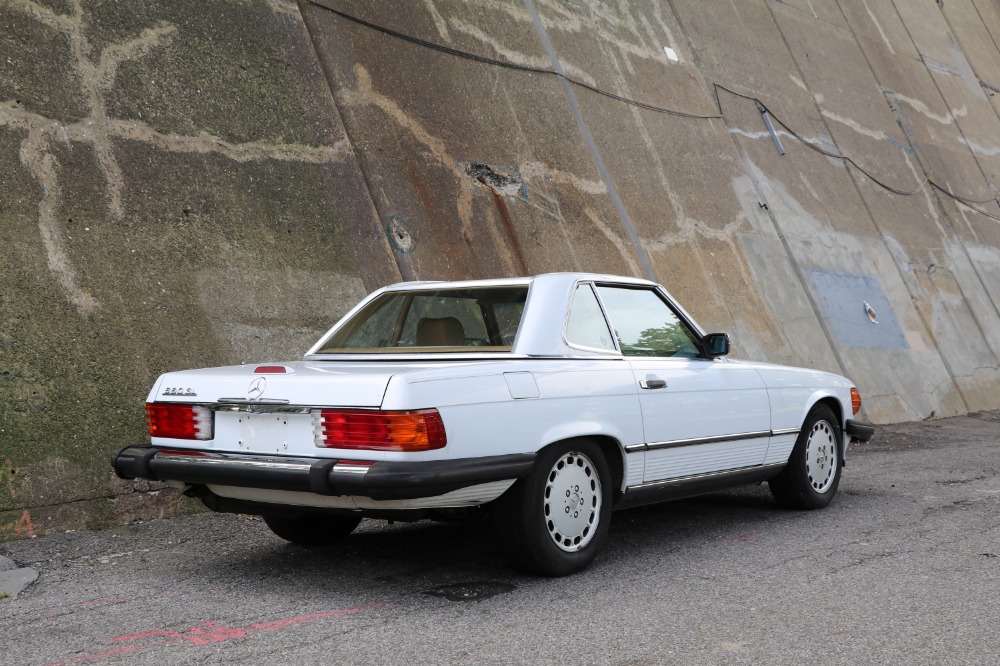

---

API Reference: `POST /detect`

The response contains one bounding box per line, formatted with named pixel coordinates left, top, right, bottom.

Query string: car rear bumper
left=112, top=445, right=535, bottom=501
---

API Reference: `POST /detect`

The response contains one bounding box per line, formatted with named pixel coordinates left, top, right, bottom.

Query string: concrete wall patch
left=808, top=270, right=909, bottom=350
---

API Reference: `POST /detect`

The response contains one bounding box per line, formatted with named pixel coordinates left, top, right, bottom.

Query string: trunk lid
left=147, top=361, right=455, bottom=457
left=149, top=361, right=438, bottom=408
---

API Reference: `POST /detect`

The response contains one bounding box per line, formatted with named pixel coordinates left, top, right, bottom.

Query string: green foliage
left=627, top=323, right=697, bottom=357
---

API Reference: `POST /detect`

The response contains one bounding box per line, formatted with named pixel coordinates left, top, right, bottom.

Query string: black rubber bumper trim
left=332, top=456, right=535, bottom=499
left=112, top=445, right=158, bottom=480
left=112, top=446, right=536, bottom=501
left=845, top=419, right=875, bottom=442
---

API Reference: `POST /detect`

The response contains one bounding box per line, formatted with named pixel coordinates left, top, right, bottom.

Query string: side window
left=595, top=286, right=701, bottom=358
left=565, top=284, right=616, bottom=351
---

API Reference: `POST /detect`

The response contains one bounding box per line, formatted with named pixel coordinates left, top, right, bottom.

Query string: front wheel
left=493, top=439, right=612, bottom=576
left=263, top=512, right=362, bottom=546
left=769, top=404, right=842, bottom=509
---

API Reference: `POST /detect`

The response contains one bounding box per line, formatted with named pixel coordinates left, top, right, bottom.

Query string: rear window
left=315, top=287, right=528, bottom=353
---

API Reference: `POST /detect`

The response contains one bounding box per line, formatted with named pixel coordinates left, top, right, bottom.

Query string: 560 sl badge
left=163, top=387, right=197, bottom=396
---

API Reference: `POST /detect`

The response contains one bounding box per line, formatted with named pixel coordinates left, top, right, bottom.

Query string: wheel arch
left=587, top=435, right=626, bottom=500
left=809, top=395, right=846, bottom=462
left=535, top=434, right=626, bottom=500
left=816, top=396, right=844, bottom=428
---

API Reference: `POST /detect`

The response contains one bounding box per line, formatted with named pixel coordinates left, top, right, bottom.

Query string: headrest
left=415, top=317, right=465, bottom=346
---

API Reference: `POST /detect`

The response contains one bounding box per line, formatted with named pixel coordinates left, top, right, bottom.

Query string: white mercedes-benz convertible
left=114, top=273, right=873, bottom=575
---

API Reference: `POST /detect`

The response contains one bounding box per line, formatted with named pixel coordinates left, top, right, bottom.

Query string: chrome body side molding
left=627, top=429, right=801, bottom=453
left=616, top=463, right=785, bottom=509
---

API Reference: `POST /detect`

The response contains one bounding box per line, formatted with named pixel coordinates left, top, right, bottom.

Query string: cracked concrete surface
left=1, top=0, right=351, bottom=315
left=6, top=0, right=1000, bottom=538
left=1, top=0, right=395, bottom=537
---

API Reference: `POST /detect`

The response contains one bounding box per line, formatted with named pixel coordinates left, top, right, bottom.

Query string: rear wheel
left=493, top=439, right=612, bottom=576
left=263, top=512, right=362, bottom=546
left=769, top=404, right=842, bottom=509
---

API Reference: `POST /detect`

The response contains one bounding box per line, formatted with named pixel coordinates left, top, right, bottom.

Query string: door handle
left=639, top=379, right=667, bottom=390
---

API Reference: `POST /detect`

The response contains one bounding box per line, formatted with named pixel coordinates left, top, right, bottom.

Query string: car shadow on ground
left=192, top=484, right=792, bottom=595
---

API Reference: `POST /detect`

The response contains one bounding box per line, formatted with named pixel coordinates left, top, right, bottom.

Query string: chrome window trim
left=592, top=282, right=707, bottom=360
left=561, top=281, right=622, bottom=356
left=302, top=352, right=527, bottom=362
left=307, top=283, right=531, bottom=356
left=653, top=285, right=707, bottom=339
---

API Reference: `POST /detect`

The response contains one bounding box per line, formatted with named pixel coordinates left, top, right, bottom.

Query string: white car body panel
left=628, top=357, right=771, bottom=482
left=150, top=362, right=412, bottom=408
left=125, top=272, right=867, bottom=515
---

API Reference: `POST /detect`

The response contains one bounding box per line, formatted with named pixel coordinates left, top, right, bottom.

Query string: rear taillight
left=850, top=387, right=862, bottom=415
left=312, top=409, right=446, bottom=452
left=146, top=403, right=213, bottom=440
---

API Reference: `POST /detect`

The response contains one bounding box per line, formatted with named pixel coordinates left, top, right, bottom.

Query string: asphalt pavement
left=2, top=412, right=999, bottom=665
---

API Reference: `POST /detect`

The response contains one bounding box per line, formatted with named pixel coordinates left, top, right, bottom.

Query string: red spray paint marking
left=41, top=602, right=394, bottom=666
left=0, top=510, right=35, bottom=538
left=716, top=533, right=756, bottom=542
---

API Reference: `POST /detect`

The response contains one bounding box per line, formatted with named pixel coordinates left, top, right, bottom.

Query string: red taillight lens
left=254, top=366, right=287, bottom=374
left=850, top=387, right=862, bottom=415
left=146, top=403, right=213, bottom=440
left=312, top=409, right=446, bottom=452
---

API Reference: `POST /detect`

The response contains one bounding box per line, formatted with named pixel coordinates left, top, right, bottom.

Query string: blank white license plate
left=237, top=413, right=292, bottom=452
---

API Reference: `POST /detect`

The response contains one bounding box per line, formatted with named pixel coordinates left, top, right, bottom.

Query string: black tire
left=769, top=404, right=842, bottom=510
left=493, top=439, right=612, bottom=576
left=263, top=512, right=362, bottom=546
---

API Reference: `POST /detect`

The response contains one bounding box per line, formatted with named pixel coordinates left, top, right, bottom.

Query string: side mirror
left=703, top=333, right=730, bottom=358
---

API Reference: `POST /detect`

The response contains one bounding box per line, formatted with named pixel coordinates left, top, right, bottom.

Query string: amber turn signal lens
left=313, top=408, right=447, bottom=452
left=850, top=387, right=862, bottom=415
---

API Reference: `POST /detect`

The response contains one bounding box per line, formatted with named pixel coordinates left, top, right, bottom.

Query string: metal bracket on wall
left=756, top=101, right=785, bottom=156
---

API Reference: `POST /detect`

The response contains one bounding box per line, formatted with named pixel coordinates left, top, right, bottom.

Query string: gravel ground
left=2, top=412, right=999, bottom=665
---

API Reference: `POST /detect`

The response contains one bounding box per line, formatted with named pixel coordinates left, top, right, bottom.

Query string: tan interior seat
left=415, top=317, right=465, bottom=346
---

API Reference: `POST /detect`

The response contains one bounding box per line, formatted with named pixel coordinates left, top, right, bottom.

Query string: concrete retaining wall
left=3, top=0, right=1000, bottom=538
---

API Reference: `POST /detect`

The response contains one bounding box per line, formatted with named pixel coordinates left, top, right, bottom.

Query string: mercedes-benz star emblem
left=247, top=377, right=267, bottom=401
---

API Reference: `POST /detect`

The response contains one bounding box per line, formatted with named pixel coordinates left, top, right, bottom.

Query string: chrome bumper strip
left=155, top=453, right=330, bottom=473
